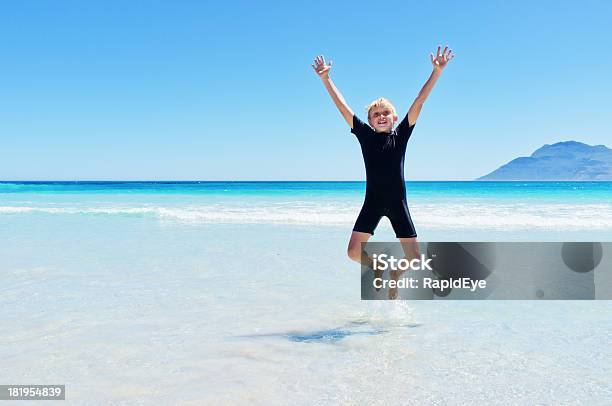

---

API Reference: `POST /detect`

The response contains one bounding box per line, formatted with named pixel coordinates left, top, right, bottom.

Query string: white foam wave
left=2, top=203, right=612, bottom=230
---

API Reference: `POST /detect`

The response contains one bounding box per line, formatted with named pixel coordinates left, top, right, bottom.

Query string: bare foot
left=388, top=269, right=406, bottom=300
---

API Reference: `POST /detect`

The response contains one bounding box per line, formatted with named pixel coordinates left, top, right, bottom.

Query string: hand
left=311, top=55, right=332, bottom=79
left=430, top=45, right=454, bottom=72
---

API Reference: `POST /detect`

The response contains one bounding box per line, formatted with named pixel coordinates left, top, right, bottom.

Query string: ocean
left=2, top=181, right=612, bottom=238
left=1, top=181, right=611, bottom=404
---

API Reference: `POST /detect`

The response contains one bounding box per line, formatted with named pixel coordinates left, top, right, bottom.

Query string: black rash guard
left=351, top=114, right=417, bottom=237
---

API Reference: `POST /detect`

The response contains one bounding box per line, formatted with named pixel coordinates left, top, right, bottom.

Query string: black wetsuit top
left=351, top=114, right=417, bottom=237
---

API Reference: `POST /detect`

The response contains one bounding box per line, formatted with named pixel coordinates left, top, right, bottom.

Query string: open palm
left=311, top=55, right=333, bottom=78
left=430, top=45, right=454, bottom=71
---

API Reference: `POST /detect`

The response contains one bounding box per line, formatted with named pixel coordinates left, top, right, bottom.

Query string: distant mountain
left=479, top=141, right=612, bottom=180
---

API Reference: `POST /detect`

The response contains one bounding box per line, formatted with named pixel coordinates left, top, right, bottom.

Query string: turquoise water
left=2, top=180, right=612, bottom=199
left=2, top=181, right=612, bottom=239
left=1, top=181, right=611, bottom=403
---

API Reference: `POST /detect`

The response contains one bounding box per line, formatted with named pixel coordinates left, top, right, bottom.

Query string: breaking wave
left=2, top=202, right=612, bottom=230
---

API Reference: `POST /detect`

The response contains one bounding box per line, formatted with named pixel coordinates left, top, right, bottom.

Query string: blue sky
left=1, top=0, right=610, bottom=180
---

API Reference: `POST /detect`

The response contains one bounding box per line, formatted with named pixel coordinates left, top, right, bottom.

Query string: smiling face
left=368, top=105, right=398, bottom=133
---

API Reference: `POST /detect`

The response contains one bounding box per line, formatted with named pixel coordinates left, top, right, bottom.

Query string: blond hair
left=366, top=97, right=397, bottom=118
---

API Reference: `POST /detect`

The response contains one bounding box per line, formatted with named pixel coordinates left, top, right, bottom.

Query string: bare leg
left=399, top=237, right=420, bottom=260
left=348, top=231, right=386, bottom=290
left=347, top=231, right=373, bottom=267
left=389, top=237, right=420, bottom=299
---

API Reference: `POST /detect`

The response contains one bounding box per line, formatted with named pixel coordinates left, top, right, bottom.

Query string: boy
left=312, top=46, right=454, bottom=272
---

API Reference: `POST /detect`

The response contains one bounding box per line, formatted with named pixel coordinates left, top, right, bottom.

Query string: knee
left=347, top=244, right=361, bottom=262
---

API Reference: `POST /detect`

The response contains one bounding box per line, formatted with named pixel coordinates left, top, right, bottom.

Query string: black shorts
left=353, top=199, right=417, bottom=238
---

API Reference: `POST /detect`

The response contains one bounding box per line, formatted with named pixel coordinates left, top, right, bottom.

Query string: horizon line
left=2, top=179, right=612, bottom=183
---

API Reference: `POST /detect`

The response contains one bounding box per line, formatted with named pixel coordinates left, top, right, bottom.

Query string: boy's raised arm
left=312, top=55, right=355, bottom=129
left=407, top=45, right=454, bottom=126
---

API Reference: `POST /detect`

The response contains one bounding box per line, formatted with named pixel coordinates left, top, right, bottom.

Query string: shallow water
left=1, top=182, right=611, bottom=404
